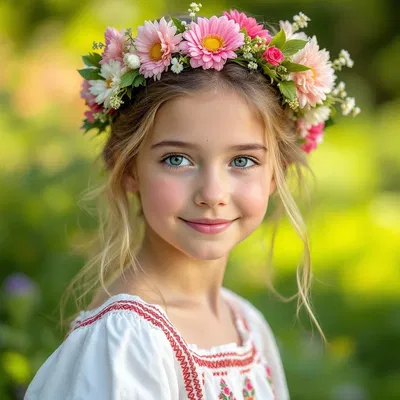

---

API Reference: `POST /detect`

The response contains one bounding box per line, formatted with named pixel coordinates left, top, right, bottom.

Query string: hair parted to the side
left=60, top=61, right=327, bottom=344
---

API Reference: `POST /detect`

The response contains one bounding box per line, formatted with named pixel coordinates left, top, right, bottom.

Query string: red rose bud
left=263, top=46, right=285, bottom=66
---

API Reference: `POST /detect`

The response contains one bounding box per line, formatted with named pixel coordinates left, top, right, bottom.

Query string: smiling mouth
left=179, top=218, right=238, bottom=234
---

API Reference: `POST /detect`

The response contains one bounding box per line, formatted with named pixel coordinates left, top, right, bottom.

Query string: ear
left=123, top=158, right=140, bottom=194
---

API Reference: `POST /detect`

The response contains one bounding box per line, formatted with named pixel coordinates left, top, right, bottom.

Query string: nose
left=194, top=164, right=230, bottom=208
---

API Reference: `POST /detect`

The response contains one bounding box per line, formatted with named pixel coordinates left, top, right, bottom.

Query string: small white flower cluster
left=241, top=35, right=267, bottom=60
left=248, top=61, right=258, bottom=71
left=332, top=81, right=360, bottom=116
left=288, top=98, right=300, bottom=111
left=332, top=49, right=354, bottom=70
left=109, top=94, right=124, bottom=109
left=93, top=112, right=107, bottom=123
left=292, top=12, right=311, bottom=33
left=171, top=57, right=184, bottom=74
left=188, top=2, right=202, bottom=18
left=332, top=81, right=347, bottom=98
left=341, top=97, right=361, bottom=117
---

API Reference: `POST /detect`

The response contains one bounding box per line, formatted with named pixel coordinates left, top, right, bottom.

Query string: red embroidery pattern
left=65, top=297, right=258, bottom=400
left=265, top=363, right=276, bottom=399
left=213, top=371, right=228, bottom=377
left=192, top=343, right=257, bottom=369
left=242, top=375, right=255, bottom=399
left=218, top=378, right=237, bottom=400
left=66, top=300, right=203, bottom=400
left=240, top=367, right=252, bottom=375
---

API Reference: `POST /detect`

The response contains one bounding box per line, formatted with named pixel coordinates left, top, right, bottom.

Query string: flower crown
left=79, top=3, right=360, bottom=154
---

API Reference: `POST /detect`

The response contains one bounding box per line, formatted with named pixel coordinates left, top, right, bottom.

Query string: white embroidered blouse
left=24, top=286, right=290, bottom=400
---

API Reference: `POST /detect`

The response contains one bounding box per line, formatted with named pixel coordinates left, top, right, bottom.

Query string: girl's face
left=127, top=88, right=276, bottom=261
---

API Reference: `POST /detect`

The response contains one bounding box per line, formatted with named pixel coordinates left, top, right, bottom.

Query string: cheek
left=143, top=176, right=187, bottom=215
left=233, top=175, right=270, bottom=216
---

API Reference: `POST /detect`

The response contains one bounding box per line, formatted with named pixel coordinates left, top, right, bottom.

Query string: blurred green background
left=1, top=0, right=399, bottom=399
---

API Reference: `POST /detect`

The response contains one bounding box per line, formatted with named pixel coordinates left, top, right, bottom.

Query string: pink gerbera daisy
left=180, top=16, right=245, bottom=71
left=100, top=27, right=127, bottom=65
left=135, top=17, right=182, bottom=80
left=223, top=9, right=272, bottom=43
left=290, top=36, right=336, bottom=108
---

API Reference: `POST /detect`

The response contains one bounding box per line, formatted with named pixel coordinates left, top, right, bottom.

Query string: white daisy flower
left=89, top=59, right=127, bottom=109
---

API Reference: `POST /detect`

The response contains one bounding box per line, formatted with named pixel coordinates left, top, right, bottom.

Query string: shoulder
left=67, top=293, right=173, bottom=338
left=25, top=295, right=180, bottom=400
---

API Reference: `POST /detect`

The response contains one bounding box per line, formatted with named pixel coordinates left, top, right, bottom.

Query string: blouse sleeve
left=255, top=309, right=290, bottom=400
left=24, top=311, right=179, bottom=400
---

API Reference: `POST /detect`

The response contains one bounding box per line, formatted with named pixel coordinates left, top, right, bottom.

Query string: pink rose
left=263, top=46, right=285, bottom=66
left=223, top=387, right=230, bottom=395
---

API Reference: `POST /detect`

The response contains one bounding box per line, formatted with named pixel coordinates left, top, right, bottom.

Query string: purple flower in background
left=2, top=272, right=37, bottom=297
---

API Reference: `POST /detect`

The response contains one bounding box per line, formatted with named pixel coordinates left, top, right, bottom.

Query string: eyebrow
left=151, top=140, right=268, bottom=152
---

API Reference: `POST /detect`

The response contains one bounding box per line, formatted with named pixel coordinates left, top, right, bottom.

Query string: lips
left=181, top=218, right=235, bottom=234
left=181, top=218, right=234, bottom=225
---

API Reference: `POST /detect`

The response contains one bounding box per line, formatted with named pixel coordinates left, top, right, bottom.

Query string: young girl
left=25, top=4, right=359, bottom=399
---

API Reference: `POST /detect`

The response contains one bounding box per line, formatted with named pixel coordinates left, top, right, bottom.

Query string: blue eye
left=161, top=154, right=259, bottom=170
left=162, top=154, right=192, bottom=168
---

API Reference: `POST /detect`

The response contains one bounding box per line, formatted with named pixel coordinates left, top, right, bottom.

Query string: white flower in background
left=352, top=106, right=361, bottom=117
left=124, top=53, right=141, bottom=69
left=332, top=81, right=346, bottom=96
left=188, top=2, right=202, bottom=18
left=332, top=49, right=354, bottom=71
left=291, top=12, right=311, bottom=32
left=279, top=20, right=309, bottom=40
left=302, top=105, right=331, bottom=126
left=339, top=49, right=354, bottom=68
left=171, top=57, right=184, bottom=74
left=89, top=59, right=127, bottom=109
left=293, top=12, right=311, bottom=28
left=341, top=97, right=356, bottom=116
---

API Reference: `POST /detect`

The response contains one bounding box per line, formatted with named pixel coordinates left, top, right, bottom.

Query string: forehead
left=149, top=88, right=266, bottom=150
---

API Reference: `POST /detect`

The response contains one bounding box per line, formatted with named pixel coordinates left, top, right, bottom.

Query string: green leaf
left=120, top=69, right=139, bottom=88
left=278, top=80, right=297, bottom=100
left=82, top=52, right=102, bottom=67
left=282, top=61, right=311, bottom=73
left=281, top=39, right=308, bottom=57
left=81, top=118, right=108, bottom=134
left=171, top=17, right=186, bottom=34
left=268, top=29, right=286, bottom=49
left=77, top=68, right=102, bottom=80
left=133, top=74, right=146, bottom=87
left=262, top=65, right=277, bottom=79
left=125, top=86, right=132, bottom=99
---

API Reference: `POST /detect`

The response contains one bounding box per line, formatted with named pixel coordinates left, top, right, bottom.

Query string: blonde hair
left=60, top=62, right=326, bottom=344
